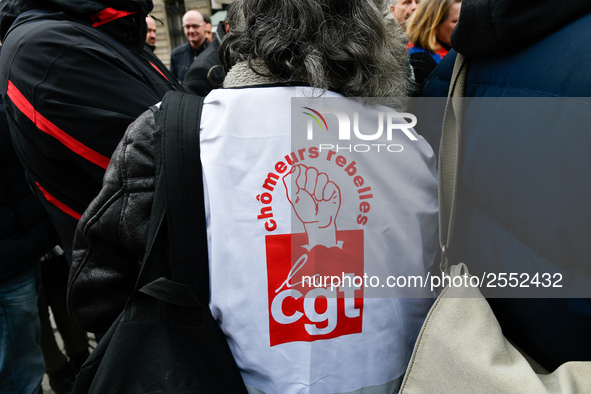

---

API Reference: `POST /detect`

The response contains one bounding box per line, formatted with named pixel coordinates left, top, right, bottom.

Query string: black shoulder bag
left=73, top=91, right=248, bottom=393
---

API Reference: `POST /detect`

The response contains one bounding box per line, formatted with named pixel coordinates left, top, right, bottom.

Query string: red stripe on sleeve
left=91, top=8, right=137, bottom=27
left=6, top=80, right=110, bottom=170
left=149, top=62, right=170, bottom=81
left=36, top=182, right=82, bottom=220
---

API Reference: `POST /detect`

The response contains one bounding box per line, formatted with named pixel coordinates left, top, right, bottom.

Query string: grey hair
left=220, top=0, right=411, bottom=99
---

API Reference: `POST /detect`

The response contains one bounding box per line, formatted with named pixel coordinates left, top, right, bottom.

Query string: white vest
left=200, top=86, right=438, bottom=394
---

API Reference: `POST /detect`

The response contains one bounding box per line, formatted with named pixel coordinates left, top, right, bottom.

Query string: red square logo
left=266, top=230, right=364, bottom=346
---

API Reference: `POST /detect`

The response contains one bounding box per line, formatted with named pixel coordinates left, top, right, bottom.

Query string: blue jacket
left=419, top=1, right=591, bottom=371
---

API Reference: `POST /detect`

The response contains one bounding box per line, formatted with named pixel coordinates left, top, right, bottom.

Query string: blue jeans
left=0, top=266, right=44, bottom=394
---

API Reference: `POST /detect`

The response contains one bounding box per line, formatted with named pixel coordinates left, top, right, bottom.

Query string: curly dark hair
left=219, top=0, right=410, bottom=98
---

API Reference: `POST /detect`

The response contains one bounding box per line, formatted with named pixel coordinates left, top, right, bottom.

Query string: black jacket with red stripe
left=1, top=84, right=60, bottom=285
left=0, top=0, right=182, bottom=262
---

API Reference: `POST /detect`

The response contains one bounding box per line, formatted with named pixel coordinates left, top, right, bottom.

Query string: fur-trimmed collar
left=223, top=60, right=280, bottom=88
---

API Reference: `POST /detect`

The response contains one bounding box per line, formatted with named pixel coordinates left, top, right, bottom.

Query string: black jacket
left=0, top=84, right=59, bottom=284
left=0, top=0, right=182, bottom=263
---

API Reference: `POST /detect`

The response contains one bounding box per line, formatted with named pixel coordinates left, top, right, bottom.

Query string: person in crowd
left=145, top=15, right=157, bottom=51
left=0, top=71, right=58, bottom=394
left=390, top=0, right=420, bottom=28
left=418, top=0, right=591, bottom=372
left=388, top=0, right=420, bottom=89
left=0, top=0, right=182, bottom=265
left=183, top=16, right=229, bottom=96
left=68, top=0, right=439, bottom=392
left=169, top=10, right=211, bottom=81
left=406, top=0, right=461, bottom=95
left=203, top=14, right=213, bottom=43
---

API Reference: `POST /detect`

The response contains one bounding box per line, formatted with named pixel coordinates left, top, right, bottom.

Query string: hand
left=283, top=164, right=341, bottom=248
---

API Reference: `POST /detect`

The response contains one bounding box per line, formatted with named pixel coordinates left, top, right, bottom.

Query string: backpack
left=73, top=91, right=247, bottom=394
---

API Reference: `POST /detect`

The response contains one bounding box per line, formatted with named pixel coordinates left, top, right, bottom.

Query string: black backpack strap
left=159, top=91, right=209, bottom=303
left=131, top=92, right=206, bottom=309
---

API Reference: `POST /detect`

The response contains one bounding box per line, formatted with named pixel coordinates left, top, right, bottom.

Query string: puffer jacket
left=0, top=0, right=182, bottom=263
left=418, top=0, right=591, bottom=371
left=68, top=108, right=157, bottom=335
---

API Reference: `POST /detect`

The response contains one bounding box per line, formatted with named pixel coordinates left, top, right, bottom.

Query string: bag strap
left=130, top=92, right=207, bottom=307
left=439, top=53, right=469, bottom=273
left=159, top=91, right=209, bottom=303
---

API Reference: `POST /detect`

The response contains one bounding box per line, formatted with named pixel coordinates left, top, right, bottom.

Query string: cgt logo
left=303, top=107, right=418, bottom=141
left=265, top=164, right=364, bottom=346
left=266, top=232, right=364, bottom=346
